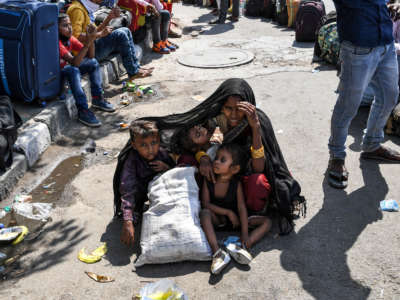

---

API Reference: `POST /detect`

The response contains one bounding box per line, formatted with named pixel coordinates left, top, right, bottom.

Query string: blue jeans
left=61, top=58, right=103, bottom=110
left=328, top=41, right=399, bottom=159
left=361, top=55, right=400, bottom=106
left=150, top=10, right=170, bottom=44
left=95, top=27, right=140, bottom=77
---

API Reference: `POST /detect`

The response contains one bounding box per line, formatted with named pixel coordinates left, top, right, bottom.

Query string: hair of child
left=58, top=13, right=69, bottom=23
left=218, top=143, right=248, bottom=173
left=174, top=125, right=199, bottom=154
left=129, top=120, right=159, bottom=141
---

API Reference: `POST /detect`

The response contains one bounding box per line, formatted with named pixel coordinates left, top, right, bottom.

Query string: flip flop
left=129, top=70, right=152, bottom=80
left=328, top=169, right=349, bottom=189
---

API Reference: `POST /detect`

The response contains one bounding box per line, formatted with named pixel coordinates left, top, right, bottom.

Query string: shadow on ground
left=0, top=219, right=88, bottom=289
left=279, top=110, right=388, bottom=299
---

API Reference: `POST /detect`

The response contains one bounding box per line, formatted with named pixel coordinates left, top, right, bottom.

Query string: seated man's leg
left=79, top=58, right=115, bottom=112
left=95, top=28, right=141, bottom=78
left=61, top=66, right=101, bottom=127
left=160, top=10, right=176, bottom=52
left=151, top=14, right=170, bottom=54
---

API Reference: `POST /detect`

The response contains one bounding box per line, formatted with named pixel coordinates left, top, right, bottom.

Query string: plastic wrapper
left=13, top=202, right=52, bottom=222
left=380, top=199, right=399, bottom=212
left=139, top=279, right=188, bottom=300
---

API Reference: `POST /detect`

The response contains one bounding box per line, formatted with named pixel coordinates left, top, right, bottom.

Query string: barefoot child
left=200, top=143, right=271, bottom=275
left=116, top=120, right=175, bottom=246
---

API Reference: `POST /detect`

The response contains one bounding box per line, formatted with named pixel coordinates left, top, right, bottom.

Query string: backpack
left=94, top=7, right=132, bottom=30
left=295, top=0, right=325, bottom=42
left=317, top=22, right=340, bottom=66
left=276, top=0, right=288, bottom=26
left=0, top=95, right=22, bottom=173
left=313, top=10, right=337, bottom=57
left=262, top=0, right=276, bottom=19
left=245, top=0, right=265, bottom=17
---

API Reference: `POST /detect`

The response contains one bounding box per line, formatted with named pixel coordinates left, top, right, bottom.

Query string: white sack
left=135, top=167, right=212, bottom=267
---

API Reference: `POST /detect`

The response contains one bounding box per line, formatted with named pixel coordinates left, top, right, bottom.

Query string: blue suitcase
left=0, top=0, right=60, bottom=102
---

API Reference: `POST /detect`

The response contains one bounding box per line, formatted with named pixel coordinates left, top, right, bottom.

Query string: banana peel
left=85, top=271, right=114, bottom=283
left=78, top=243, right=107, bottom=264
left=11, top=226, right=29, bottom=245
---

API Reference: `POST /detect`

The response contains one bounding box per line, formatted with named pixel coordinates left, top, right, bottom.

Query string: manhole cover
left=178, top=48, right=254, bottom=68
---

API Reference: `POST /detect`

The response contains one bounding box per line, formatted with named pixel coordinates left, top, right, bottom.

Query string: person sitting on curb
left=113, top=120, right=175, bottom=247
left=67, top=0, right=154, bottom=82
left=58, top=14, right=113, bottom=127
left=135, top=0, right=177, bottom=54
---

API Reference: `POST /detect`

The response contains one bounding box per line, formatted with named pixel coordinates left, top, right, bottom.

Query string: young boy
left=118, top=120, right=175, bottom=246
left=58, top=13, right=115, bottom=127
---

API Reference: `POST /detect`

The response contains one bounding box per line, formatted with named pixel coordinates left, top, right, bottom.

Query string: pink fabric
left=393, top=20, right=400, bottom=55
left=134, top=0, right=163, bottom=11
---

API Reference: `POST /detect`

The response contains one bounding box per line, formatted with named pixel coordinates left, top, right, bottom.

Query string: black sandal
left=328, top=159, right=348, bottom=189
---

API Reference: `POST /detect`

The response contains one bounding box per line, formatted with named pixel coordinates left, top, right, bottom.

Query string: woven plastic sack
left=135, top=167, right=212, bottom=267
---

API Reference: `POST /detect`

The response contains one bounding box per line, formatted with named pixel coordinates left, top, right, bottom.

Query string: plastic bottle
left=240, top=0, right=245, bottom=17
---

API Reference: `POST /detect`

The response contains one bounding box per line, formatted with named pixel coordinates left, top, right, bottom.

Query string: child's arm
left=236, top=182, right=249, bottom=246
left=202, top=180, right=239, bottom=227
left=62, top=25, right=97, bottom=67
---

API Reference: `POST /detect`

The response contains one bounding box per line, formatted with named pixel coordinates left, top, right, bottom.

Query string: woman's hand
left=227, top=210, right=240, bottom=228
left=240, top=234, right=250, bottom=249
left=237, top=102, right=260, bottom=129
left=199, top=156, right=216, bottom=183
left=149, top=160, right=170, bottom=172
left=120, top=220, right=135, bottom=246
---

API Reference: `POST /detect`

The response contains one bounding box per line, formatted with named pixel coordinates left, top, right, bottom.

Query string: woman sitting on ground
left=114, top=78, right=306, bottom=235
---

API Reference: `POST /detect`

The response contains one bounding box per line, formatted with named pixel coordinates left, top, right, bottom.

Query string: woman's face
left=222, top=96, right=245, bottom=128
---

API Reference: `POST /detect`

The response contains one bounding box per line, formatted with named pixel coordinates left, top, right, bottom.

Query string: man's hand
left=108, top=7, right=121, bottom=20
left=99, top=26, right=113, bottom=38
left=120, top=220, right=135, bottom=246
left=199, top=156, right=216, bottom=183
left=149, top=160, right=170, bottom=172
left=147, top=5, right=160, bottom=17
left=86, top=23, right=97, bottom=43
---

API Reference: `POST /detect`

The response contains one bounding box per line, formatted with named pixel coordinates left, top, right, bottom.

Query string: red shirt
left=59, top=36, right=83, bottom=68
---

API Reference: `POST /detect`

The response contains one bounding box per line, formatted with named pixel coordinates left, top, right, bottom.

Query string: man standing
left=328, top=0, right=400, bottom=189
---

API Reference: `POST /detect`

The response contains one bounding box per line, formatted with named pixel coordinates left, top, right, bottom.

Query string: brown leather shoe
left=361, top=146, right=400, bottom=163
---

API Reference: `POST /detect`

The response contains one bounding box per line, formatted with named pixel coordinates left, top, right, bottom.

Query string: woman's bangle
left=195, top=151, right=209, bottom=163
left=250, top=145, right=265, bottom=159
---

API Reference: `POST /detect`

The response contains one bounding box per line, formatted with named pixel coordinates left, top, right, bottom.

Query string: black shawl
left=113, top=78, right=305, bottom=234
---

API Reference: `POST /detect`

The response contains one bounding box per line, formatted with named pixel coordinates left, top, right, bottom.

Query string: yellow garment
left=67, top=1, right=91, bottom=38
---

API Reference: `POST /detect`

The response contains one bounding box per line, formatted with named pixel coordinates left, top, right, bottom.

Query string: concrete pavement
left=2, top=2, right=400, bottom=299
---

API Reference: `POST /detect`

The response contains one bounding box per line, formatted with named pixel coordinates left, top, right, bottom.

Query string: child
left=118, top=120, right=175, bottom=246
left=174, top=121, right=222, bottom=169
left=58, top=13, right=115, bottom=127
left=200, top=143, right=271, bottom=275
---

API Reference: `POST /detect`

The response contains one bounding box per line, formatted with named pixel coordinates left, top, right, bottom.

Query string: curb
left=0, top=46, right=143, bottom=201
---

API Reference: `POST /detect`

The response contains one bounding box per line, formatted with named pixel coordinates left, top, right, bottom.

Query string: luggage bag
left=295, top=0, right=325, bottom=42
left=0, top=0, right=60, bottom=102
